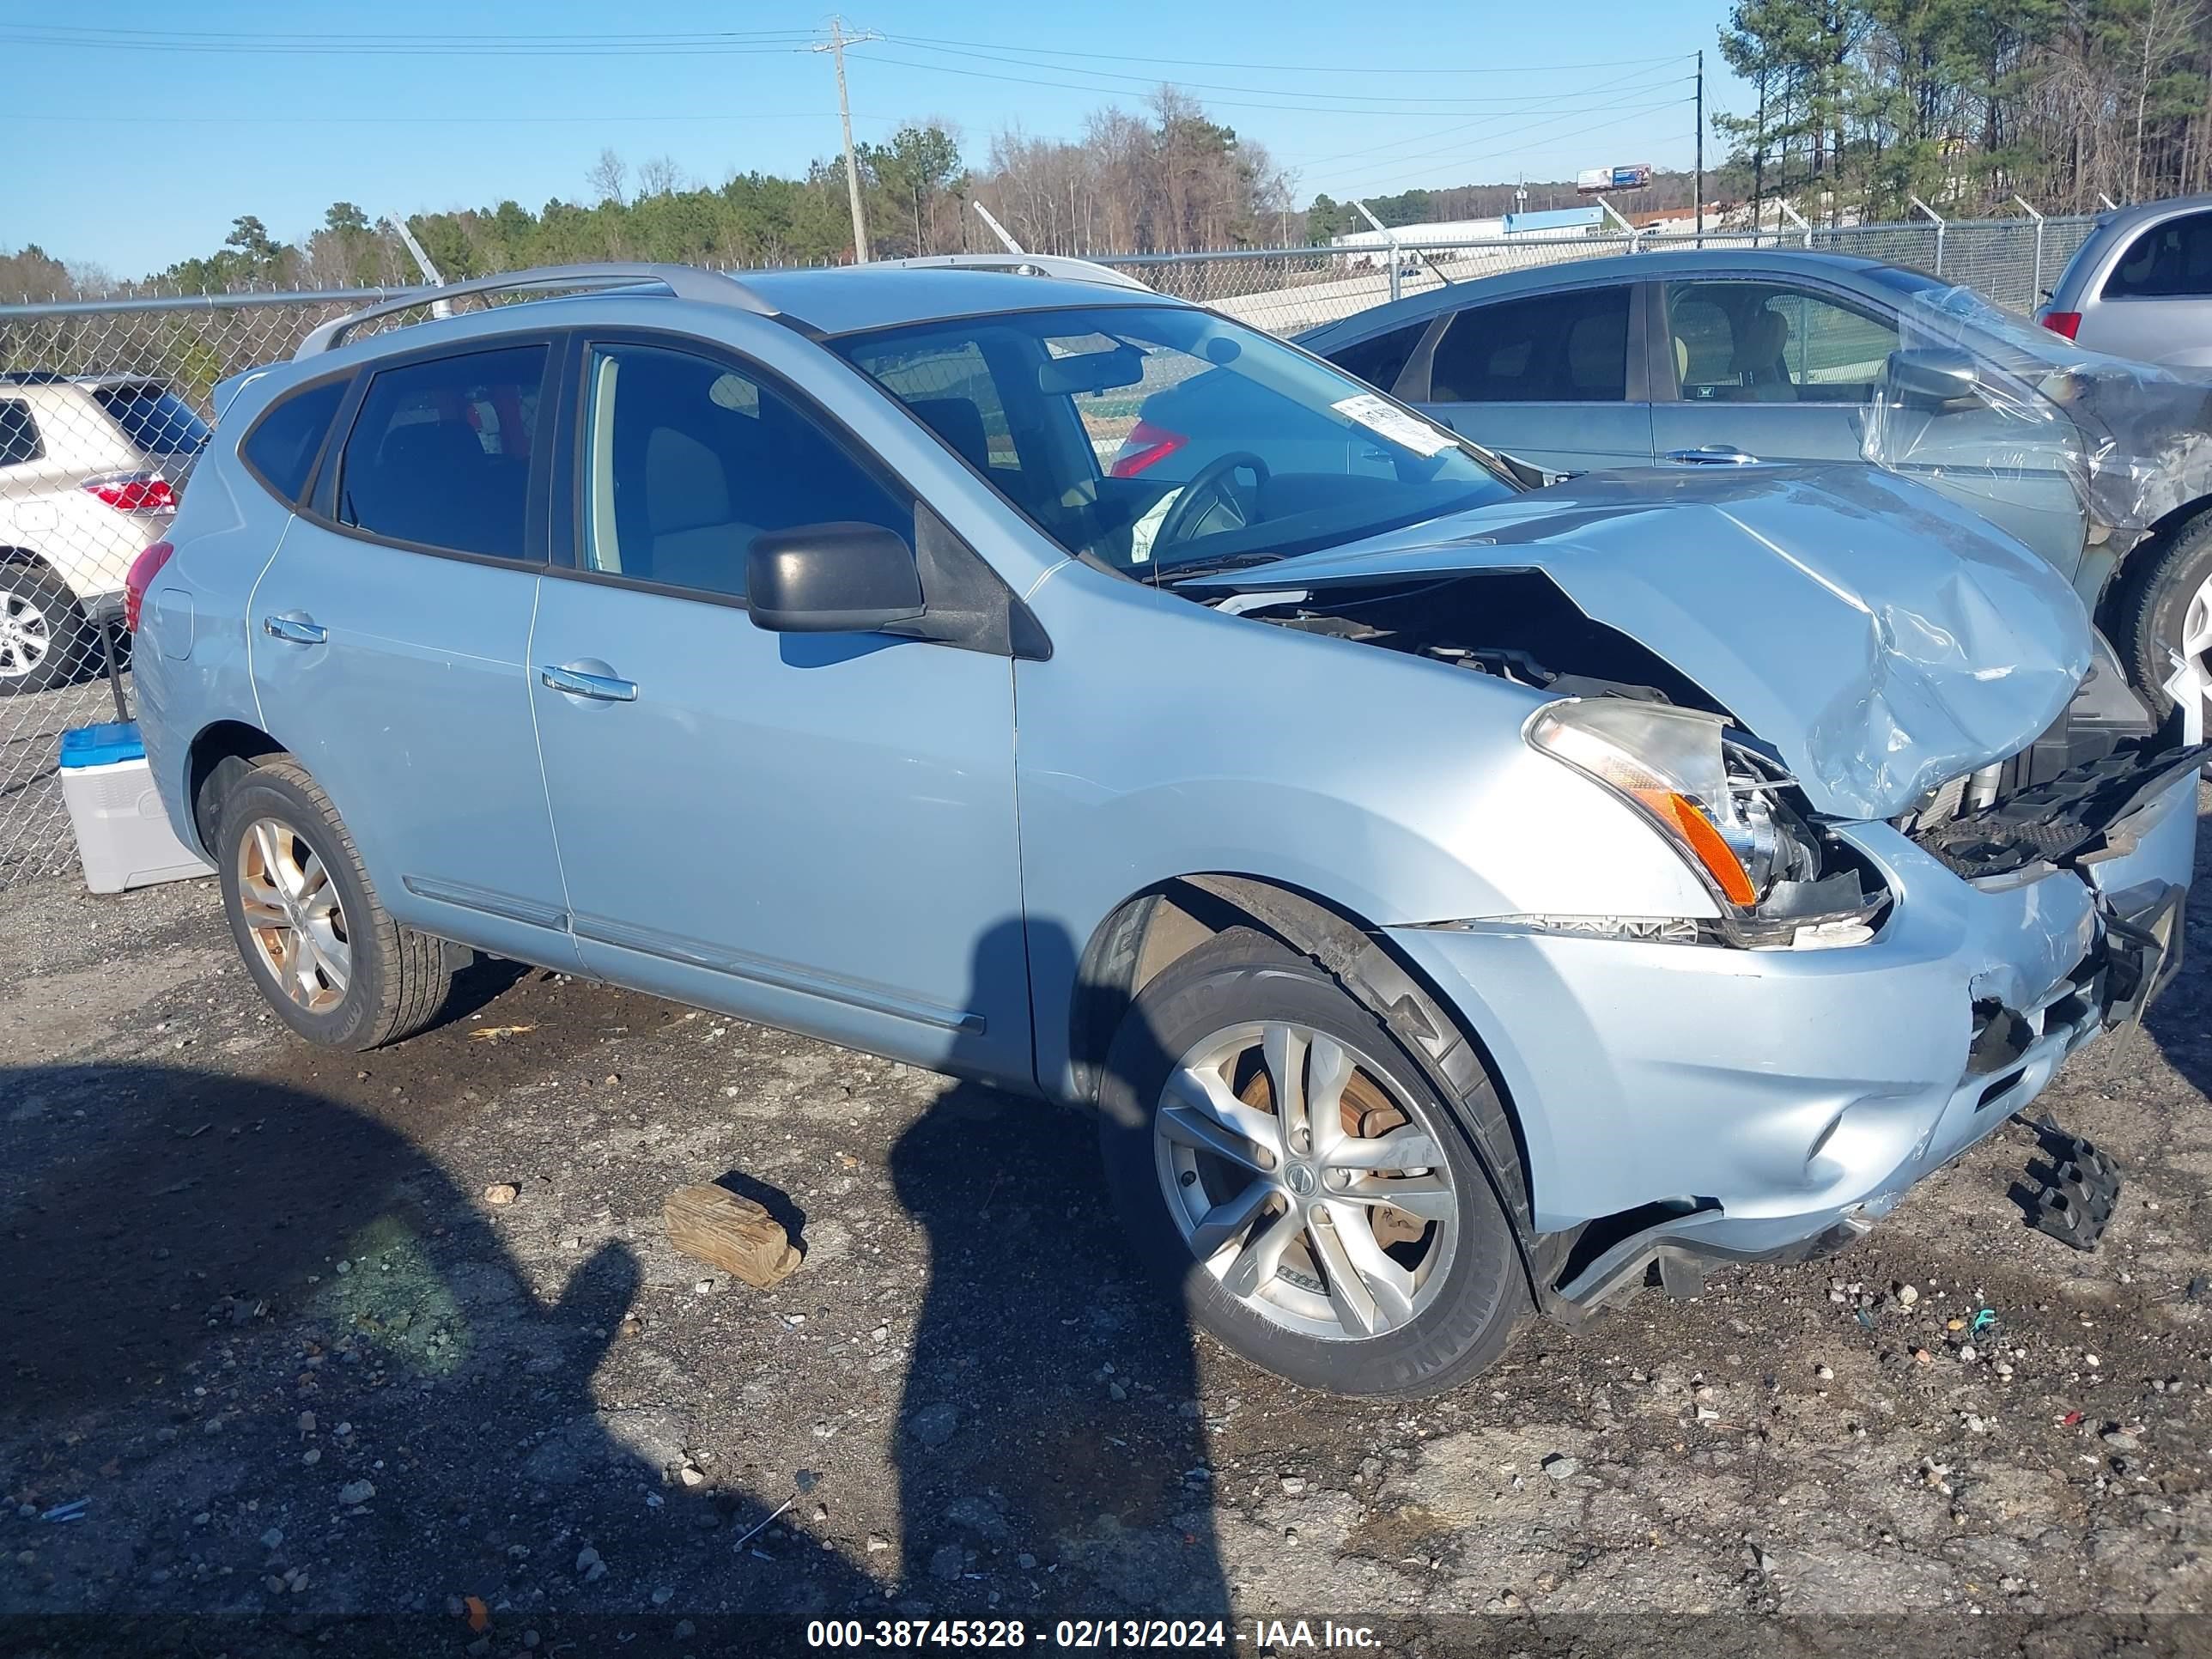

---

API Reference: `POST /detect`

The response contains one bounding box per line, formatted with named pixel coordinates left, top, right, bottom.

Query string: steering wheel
left=1154, top=451, right=1271, bottom=551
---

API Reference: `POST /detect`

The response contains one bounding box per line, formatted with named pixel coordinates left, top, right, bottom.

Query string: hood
left=1183, top=463, right=2094, bottom=821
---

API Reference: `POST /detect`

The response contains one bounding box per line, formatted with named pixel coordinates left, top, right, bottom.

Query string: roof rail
left=872, top=253, right=1156, bottom=295
left=292, top=263, right=776, bottom=360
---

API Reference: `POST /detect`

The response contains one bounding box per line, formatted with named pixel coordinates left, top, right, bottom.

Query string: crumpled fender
left=1183, top=463, right=2093, bottom=821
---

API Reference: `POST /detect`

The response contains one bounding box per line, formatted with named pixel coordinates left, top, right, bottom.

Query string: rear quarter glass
left=239, top=376, right=350, bottom=505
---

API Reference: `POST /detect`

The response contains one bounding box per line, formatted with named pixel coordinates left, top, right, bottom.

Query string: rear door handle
left=262, top=613, right=326, bottom=645
left=539, top=664, right=638, bottom=702
left=1663, top=445, right=1759, bottom=465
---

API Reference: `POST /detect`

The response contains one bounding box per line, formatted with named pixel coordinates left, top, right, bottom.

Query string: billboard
left=1576, top=163, right=1656, bottom=195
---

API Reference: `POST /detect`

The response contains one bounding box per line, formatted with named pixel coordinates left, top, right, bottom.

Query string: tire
left=213, top=758, right=452, bottom=1050
left=2112, top=512, right=2212, bottom=719
left=1097, top=927, right=1530, bottom=1396
left=0, top=562, right=94, bottom=696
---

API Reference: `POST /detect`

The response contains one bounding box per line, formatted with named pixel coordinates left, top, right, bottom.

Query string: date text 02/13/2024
left=804, top=1619, right=1382, bottom=1649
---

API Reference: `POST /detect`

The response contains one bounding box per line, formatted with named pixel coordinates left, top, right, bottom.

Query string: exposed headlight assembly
left=1526, top=698, right=1887, bottom=948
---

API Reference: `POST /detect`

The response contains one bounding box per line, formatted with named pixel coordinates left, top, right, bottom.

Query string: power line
left=0, top=108, right=893, bottom=128
left=1328, top=94, right=1692, bottom=183
left=0, top=27, right=818, bottom=58
left=1333, top=104, right=1694, bottom=196
left=1279, top=63, right=1695, bottom=170
left=872, top=36, right=1692, bottom=106
left=3, top=21, right=1687, bottom=79
left=881, top=32, right=1686, bottom=76
left=844, top=47, right=1692, bottom=118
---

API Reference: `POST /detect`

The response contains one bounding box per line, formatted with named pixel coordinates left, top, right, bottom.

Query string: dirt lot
left=5, top=797, right=2212, bottom=1656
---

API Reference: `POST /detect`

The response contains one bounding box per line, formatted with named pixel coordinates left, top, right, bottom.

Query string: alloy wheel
left=236, top=817, right=350, bottom=1013
left=1153, top=1019, right=1458, bottom=1341
left=2183, top=572, right=2212, bottom=723
left=0, top=591, right=51, bottom=679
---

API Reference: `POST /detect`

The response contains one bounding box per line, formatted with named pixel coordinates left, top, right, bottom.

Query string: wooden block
left=663, top=1183, right=801, bottom=1288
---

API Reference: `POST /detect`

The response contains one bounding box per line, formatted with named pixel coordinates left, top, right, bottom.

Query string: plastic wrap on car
left=1862, top=283, right=2212, bottom=534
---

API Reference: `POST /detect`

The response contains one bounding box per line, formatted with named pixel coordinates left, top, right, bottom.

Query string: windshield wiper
left=1156, top=551, right=1291, bottom=584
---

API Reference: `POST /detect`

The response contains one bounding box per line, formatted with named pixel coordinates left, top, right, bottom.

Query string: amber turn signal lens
left=1644, top=790, right=1759, bottom=907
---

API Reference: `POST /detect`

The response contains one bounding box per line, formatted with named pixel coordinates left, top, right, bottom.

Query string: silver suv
left=0, top=372, right=207, bottom=693
left=2038, top=194, right=2212, bottom=364
left=132, top=262, right=2199, bottom=1395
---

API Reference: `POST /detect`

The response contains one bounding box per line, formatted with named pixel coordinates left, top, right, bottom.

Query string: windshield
left=831, top=304, right=1517, bottom=574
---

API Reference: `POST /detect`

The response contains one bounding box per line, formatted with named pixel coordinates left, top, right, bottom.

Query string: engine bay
left=1226, top=569, right=1717, bottom=710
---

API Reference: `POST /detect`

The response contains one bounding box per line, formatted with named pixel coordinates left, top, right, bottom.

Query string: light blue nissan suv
left=130, top=259, right=2202, bottom=1395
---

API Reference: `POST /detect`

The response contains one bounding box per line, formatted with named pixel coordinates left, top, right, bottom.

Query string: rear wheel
left=0, top=562, right=93, bottom=696
left=2113, top=514, right=2212, bottom=723
left=215, top=759, right=451, bottom=1049
left=1098, top=928, right=1528, bottom=1395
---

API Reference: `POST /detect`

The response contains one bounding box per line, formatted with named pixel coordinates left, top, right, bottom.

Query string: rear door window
left=0, top=400, right=40, bottom=466
left=335, top=344, right=546, bottom=561
left=240, top=377, right=349, bottom=504
left=2103, top=211, right=2212, bottom=298
left=1426, top=288, right=1630, bottom=403
left=91, top=382, right=211, bottom=456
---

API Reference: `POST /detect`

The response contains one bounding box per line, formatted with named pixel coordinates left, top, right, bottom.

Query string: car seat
left=1565, top=308, right=1626, bottom=398
left=1729, top=307, right=1795, bottom=400
left=638, top=424, right=760, bottom=595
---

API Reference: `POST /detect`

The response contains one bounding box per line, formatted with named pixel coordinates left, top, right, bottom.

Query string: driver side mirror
left=1887, top=346, right=1983, bottom=410
left=746, top=522, right=925, bottom=634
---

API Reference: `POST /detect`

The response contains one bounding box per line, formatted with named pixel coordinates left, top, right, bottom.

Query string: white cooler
left=58, top=721, right=213, bottom=894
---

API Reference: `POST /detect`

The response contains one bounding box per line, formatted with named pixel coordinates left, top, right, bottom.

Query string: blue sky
left=3, top=2, right=1743, bottom=279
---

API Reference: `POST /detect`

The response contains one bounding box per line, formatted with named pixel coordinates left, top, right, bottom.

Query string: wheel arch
left=2124, top=492, right=2212, bottom=558
left=1066, top=872, right=1540, bottom=1254
left=184, top=719, right=289, bottom=854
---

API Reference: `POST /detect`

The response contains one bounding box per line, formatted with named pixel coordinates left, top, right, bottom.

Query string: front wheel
left=1098, top=928, right=1528, bottom=1395
left=2113, top=514, right=2212, bottom=723
left=215, top=759, right=452, bottom=1049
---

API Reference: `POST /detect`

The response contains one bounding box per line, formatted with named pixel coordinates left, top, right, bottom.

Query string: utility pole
left=1752, top=69, right=1766, bottom=243
left=1693, top=49, right=1705, bottom=247
left=814, top=18, right=879, bottom=264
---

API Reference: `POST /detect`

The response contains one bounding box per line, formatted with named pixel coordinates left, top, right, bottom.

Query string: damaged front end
left=1898, top=637, right=2207, bottom=882
left=1215, top=568, right=1898, bottom=952
left=1194, top=471, right=2199, bottom=1324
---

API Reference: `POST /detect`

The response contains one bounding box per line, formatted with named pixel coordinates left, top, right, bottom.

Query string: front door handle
left=262, top=613, right=326, bottom=645
left=539, top=664, right=638, bottom=702
left=1663, top=445, right=1759, bottom=465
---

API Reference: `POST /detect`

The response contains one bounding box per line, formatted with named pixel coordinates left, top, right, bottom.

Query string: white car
left=0, top=372, right=206, bottom=693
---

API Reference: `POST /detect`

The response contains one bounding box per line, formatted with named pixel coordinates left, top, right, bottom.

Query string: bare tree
left=586, top=149, right=629, bottom=207
left=635, top=155, right=685, bottom=199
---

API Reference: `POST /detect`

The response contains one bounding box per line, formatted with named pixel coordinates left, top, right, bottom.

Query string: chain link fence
left=0, top=214, right=2105, bottom=886
left=1097, top=216, right=2100, bottom=336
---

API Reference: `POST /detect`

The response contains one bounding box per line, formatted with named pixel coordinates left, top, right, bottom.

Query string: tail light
left=2040, top=311, right=2082, bottom=341
left=123, top=539, right=175, bottom=632
left=83, top=472, right=179, bottom=514
left=1109, top=419, right=1188, bottom=478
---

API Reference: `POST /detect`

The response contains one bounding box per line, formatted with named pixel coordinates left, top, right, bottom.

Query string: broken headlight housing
left=1526, top=699, right=1888, bottom=947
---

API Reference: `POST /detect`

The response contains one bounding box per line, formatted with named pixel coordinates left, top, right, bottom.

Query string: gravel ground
left=4, top=794, right=2212, bottom=1656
